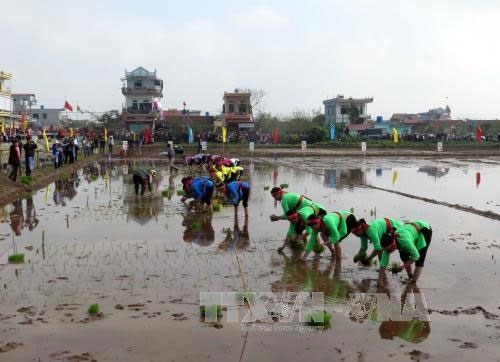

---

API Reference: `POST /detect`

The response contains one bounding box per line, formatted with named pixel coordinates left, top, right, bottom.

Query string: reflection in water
left=182, top=212, right=215, bottom=246
left=323, top=169, right=365, bottom=190
left=125, top=197, right=163, bottom=225
left=53, top=173, right=79, bottom=206
left=272, top=255, right=351, bottom=303
left=24, top=197, right=39, bottom=231
left=417, top=166, right=450, bottom=178
left=218, top=216, right=250, bottom=251
left=377, top=285, right=431, bottom=343
left=10, top=199, right=24, bottom=236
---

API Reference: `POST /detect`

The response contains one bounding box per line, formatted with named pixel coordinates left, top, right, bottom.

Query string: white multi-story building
left=0, top=71, right=12, bottom=128
left=323, top=95, right=373, bottom=126
left=121, top=67, right=163, bottom=131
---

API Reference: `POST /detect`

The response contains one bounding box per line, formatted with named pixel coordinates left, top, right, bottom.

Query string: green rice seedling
left=90, top=175, right=98, bottom=181
left=313, top=243, right=325, bottom=254
left=161, top=190, right=170, bottom=197
left=236, top=291, right=257, bottom=305
left=20, top=176, right=32, bottom=187
left=279, top=183, right=289, bottom=189
left=191, top=222, right=201, bottom=230
left=305, top=310, right=331, bottom=328
left=390, top=261, right=402, bottom=274
left=8, top=254, right=25, bottom=264
left=290, top=241, right=305, bottom=250
left=263, top=186, right=270, bottom=191
left=177, top=190, right=186, bottom=196
left=199, top=305, right=223, bottom=319
left=212, top=203, right=221, bottom=212
left=88, top=303, right=100, bottom=315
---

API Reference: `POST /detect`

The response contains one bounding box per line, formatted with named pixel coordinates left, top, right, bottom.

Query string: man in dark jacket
left=23, top=136, right=38, bottom=176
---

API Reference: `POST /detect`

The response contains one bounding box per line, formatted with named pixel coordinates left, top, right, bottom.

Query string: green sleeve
left=360, top=236, right=368, bottom=250
left=366, top=227, right=383, bottom=251
left=328, top=223, right=341, bottom=245
left=380, top=250, right=390, bottom=268
left=305, top=230, right=318, bottom=252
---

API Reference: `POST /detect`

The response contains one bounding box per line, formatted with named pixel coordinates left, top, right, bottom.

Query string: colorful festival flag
left=392, top=128, right=399, bottom=143
left=64, top=101, right=73, bottom=112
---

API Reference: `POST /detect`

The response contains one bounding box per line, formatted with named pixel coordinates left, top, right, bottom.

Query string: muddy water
left=0, top=157, right=499, bottom=361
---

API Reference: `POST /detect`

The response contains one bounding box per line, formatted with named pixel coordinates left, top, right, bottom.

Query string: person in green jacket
left=277, top=208, right=311, bottom=252
left=270, top=187, right=326, bottom=251
left=302, top=211, right=355, bottom=260
left=269, top=187, right=325, bottom=221
left=349, top=217, right=405, bottom=265
left=378, top=220, right=432, bottom=286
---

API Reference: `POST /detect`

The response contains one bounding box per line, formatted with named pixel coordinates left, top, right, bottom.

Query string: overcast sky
left=2, top=0, right=499, bottom=119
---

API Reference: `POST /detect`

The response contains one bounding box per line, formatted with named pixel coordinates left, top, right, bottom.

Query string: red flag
left=476, top=172, right=481, bottom=187
left=144, top=127, right=150, bottom=144
left=272, top=127, right=279, bottom=144
left=476, top=126, right=483, bottom=142
left=64, top=101, right=73, bottom=112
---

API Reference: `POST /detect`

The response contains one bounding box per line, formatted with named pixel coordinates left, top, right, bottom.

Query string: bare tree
left=239, top=88, right=267, bottom=122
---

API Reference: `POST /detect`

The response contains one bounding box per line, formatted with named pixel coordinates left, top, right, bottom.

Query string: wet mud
left=0, top=157, right=499, bottom=361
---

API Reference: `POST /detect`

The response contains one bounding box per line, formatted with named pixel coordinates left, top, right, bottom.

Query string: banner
left=222, top=127, right=227, bottom=143
left=188, top=127, right=193, bottom=144
left=272, top=127, right=279, bottom=144
left=42, top=129, right=50, bottom=151
left=392, top=128, right=399, bottom=143
left=330, top=126, right=335, bottom=140
left=476, top=126, right=483, bottom=142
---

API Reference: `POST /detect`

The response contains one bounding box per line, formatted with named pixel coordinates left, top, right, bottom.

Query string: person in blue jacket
left=217, top=180, right=250, bottom=216
left=181, top=176, right=215, bottom=212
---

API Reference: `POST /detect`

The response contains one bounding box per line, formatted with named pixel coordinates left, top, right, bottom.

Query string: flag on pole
left=392, top=128, right=399, bottom=143
left=104, top=127, right=108, bottom=142
left=42, top=129, right=50, bottom=151
left=77, top=105, right=83, bottom=113
left=64, top=101, right=73, bottom=112
left=183, top=101, right=186, bottom=107
left=476, top=172, right=481, bottom=188
left=187, top=127, right=193, bottom=143
left=330, top=125, right=335, bottom=140
left=222, top=127, right=227, bottom=143
left=70, top=128, right=74, bottom=138
left=476, top=126, right=483, bottom=142
left=272, top=127, right=279, bottom=144
left=21, top=112, right=26, bottom=130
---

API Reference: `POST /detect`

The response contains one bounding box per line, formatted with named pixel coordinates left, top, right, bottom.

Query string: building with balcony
left=323, top=95, right=373, bottom=126
left=121, top=66, right=163, bottom=132
left=0, top=71, right=12, bottom=129
left=30, top=106, right=64, bottom=129
left=222, top=89, right=253, bottom=130
left=12, top=93, right=37, bottom=128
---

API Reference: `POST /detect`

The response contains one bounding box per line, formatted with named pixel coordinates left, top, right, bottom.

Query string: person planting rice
left=349, top=217, right=405, bottom=265
left=217, top=180, right=250, bottom=216
left=277, top=209, right=311, bottom=252
left=270, top=187, right=326, bottom=250
left=378, top=220, right=432, bottom=287
left=132, top=167, right=156, bottom=196
left=181, top=176, right=215, bottom=212
left=269, top=187, right=326, bottom=221
left=302, top=211, right=355, bottom=260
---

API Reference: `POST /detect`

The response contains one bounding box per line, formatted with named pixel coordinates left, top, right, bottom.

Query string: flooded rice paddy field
left=0, top=156, right=499, bottom=361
